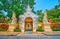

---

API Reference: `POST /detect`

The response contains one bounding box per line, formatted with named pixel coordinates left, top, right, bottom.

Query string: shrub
left=0, top=28, right=6, bottom=32
left=36, top=26, right=44, bottom=32
left=14, top=29, right=21, bottom=32
left=0, top=23, right=9, bottom=31
left=0, top=18, right=5, bottom=23
left=52, top=28, right=60, bottom=31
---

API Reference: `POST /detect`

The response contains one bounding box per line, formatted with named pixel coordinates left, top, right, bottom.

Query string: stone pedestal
left=7, top=24, right=16, bottom=32
left=44, top=23, right=52, bottom=32
left=43, top=11, right=52, bottom=32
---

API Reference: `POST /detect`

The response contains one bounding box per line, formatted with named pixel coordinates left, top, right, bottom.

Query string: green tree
left=47, top=4, right=60, bottom=19
left=47, top=0, right=60, bottom=19
left=36, top=10, right=43, bottom=22
left=0, top=0, right=35, bottom=18
left=0, top=12, right=5, bottom=18
left=46, top=4, right=60, bottom=22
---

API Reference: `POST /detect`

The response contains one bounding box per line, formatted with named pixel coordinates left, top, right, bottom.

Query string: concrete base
left=7, top=24, right=16, bottom=32
left=44, top=25, right=52, bottom=32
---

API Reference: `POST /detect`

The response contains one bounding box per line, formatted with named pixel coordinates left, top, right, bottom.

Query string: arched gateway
left=19, top=5, right=38, bottom=32
left=24, top=17, right=33, bottom=32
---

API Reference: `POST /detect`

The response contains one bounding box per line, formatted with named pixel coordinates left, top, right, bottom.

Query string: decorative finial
left=44, top=11, right=47, bottom=17
left=26, top=5, right=31, bottom=12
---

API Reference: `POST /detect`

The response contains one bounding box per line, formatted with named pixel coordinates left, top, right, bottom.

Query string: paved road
left=0, top=31, right=60, bottom=39
left=0, top=34, right=60, bottom=39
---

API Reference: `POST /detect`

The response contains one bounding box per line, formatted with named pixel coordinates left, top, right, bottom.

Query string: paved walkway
left=0, top=31, right=60, bottom=39
left=0, top=35, right=60, bottom=39
left=0, top=31, right=60, bottom=36
left=17, top=31, right=45, bottom=36
left=17, top=33, right=45, bottom=36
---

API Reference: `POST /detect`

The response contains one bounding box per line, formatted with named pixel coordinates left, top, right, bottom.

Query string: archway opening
left=24, top=17, right=33, bottom=32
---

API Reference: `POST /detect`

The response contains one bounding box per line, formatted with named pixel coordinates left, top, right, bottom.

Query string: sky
left=34, top=0, right=58, bottom=12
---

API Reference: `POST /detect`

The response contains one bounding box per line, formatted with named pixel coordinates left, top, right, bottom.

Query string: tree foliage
left=0, top=12, right=5, bottom=18
left=36, top=10, right=43, bottom=22
left=47, top=4, right=60, bottom=19
left=46, top=4, right=60, bottom=23
left=0, top=0, right=35, bottom=18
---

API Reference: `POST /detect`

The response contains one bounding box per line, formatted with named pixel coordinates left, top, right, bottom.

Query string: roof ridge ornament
left=26, top=5, right=32, bottom=12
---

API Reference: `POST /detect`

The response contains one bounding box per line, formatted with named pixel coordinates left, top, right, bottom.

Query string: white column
left=21, top=20, right=24, bottom=32
left=33, top=20, right=37, bottom=32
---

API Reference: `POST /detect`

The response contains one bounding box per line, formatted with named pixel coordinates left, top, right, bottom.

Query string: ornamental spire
left=11, top=12, right=17, bottom=24
left=44, top=11, right=47, bottom=17
left=26, top=5, right=32, bottom=12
